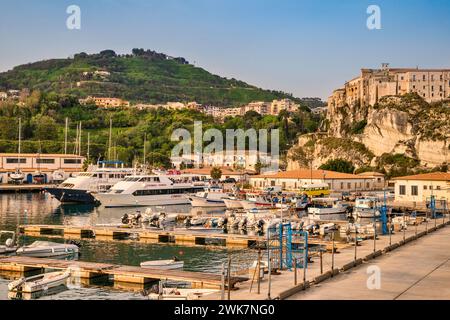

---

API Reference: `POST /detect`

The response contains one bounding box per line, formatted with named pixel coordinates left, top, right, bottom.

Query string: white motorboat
left=140, top=259, right=184, bottom=270
left=8, top=271, right=71, bottom=293
left=95, top=174, right=206, bottom=208
left=223, top=197, right=244, bottom=209
left=10, top=170, right=25, bottom=184
left=353, top=198, right=381, bottom=219
left=0, top=232, right=17, bottom=255
left=148, top=288, right=219, bottom=300
left=189, top=187, right=228, bottom=207
left=45, top=161, right=136, bottom=204
left=16, top=241, right=79, bottom=258
left=307, top=198, right=348, bottom=221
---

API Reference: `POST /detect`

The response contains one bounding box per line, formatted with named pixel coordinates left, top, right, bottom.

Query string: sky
left=0, top=0, right=449, bottom=100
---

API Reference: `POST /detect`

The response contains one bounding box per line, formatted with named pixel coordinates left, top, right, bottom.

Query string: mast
left=108, top=117, right=112, bottom=161
left=87, top=132, right=90, bottom=161
left=64, top=117, right=68, bottom=155
left=143, top=134, right=147, bottom=166
left=17, top=118, right=21, bottom=171
left=78, top=122, right=82, bottom=156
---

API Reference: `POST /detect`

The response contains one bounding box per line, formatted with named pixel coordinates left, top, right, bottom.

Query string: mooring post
left=257, top=249, right=261, bottom=294
left=331, top=233, right=335, bottom=273
left=294, top=258, right=297, bottom=286
left=354, top=226, right=358, bottom=262
left=221, top=262, right=225, bottom=300
left=320, top=250, right=323, bottom=274
left=227, top=256, right=231, bottom=300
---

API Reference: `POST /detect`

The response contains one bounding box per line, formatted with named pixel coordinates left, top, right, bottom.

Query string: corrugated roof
left=252, top=169, right=367, bottom=180
left=393, top=172, right=450, bottom=181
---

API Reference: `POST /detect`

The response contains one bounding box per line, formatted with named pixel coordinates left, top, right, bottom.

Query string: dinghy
left=16, top=241, right=80, bottom=258
left=8, top=271, right=71, bottom=293
left=148, top=288, right=219, bottom=300
left=140, top=258, right=184, bottom=270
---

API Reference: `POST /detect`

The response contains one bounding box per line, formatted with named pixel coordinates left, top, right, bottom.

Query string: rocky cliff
left=288, top=94, right=449, bottom=173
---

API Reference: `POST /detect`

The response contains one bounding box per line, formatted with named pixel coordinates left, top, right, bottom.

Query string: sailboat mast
left=143, top=134, right=147, bottom=166
left=79, top=122, right=82, bottom=156
left=17, top=118, right=21, bottom=170
left=64, top=117, right=68, bottom=155
left=87, top=132, right=90, bottom=161
left=108, top=117, right=112, bottom=161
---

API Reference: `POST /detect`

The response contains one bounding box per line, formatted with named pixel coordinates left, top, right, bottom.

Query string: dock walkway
left=0, top=256, right=247, bottom=290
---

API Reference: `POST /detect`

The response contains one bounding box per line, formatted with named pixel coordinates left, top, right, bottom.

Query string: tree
left=319, top=159, right=355, bottom=174
left=31, top=115, right=58, bottom=141
left=210, top=167, right=222, bottom=181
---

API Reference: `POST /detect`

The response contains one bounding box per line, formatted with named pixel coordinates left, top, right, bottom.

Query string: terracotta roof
left=393, top=172, right=450, bottom=181
left=252, top=169, right=368, bottom=180
left=182, top=167, right=254, bottom=176
left=357, top=172, right=385, bottom=177
left=0, top=153, right=85, bottom=158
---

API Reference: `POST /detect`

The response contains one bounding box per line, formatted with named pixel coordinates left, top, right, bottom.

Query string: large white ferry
left=45, top=161, right=136, bottom=204
left=94, top=174, right=207, bottom=208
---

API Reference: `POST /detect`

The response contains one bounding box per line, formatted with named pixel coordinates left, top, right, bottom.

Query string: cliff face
left=289, top=94, right=449, bottom=170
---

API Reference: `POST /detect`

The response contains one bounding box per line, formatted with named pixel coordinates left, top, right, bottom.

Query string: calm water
left=0, top=193, right=256, bottom=300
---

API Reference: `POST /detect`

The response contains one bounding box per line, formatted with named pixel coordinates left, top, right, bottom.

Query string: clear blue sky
left=0, top=0, right=449, bottom=99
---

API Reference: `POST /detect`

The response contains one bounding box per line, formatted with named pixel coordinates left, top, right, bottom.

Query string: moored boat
left=189, top=187, right=228, bottom=207
left=16, top=241, right=80, bottom=258
left=8, top=271, right=71, bottom=293
left=140, top=258, right=184, bottom=270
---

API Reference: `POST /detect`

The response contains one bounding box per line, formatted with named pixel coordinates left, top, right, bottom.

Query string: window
left=424, top=185, right=428, bottom=190
left=347, top=183, right=351, bottom=189
left=436, top=186, right=441, bottom=190
left=64, top=159, right=82, bottom=164
left=423, top=75, right=426, bottom=81
left=411, top=186, right=418, bottom=196
left=36, top=159, right=55, bottom=164
left=341, top=182, right=344, bottom=189
left=6, top=158, right=26, bottom=164
left=399, top=185, right=406, bottom=195
left=271, top=181, right=276, bottom=187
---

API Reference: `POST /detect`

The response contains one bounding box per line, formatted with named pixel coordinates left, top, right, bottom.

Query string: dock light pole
left=403, top=213, right=406, bottom=242
left=389, top=216, right=392, bottom=246
left=354, top=225, right=358, bottom=262
left=267, top=256, right=272, bottom=300
left=331, top=233, right=335, bottom=273
left=221, top=263, right=225, bottom=300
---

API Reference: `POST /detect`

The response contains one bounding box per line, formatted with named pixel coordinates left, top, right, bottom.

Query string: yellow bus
left=300, top=183, right=331, bottom=197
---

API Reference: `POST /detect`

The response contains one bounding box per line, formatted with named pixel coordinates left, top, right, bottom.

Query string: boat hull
left=45, top=187, right=97, bottom=204
left=95, top=193, right=190, bottom=208
left=223, top=199, right=243, bottom=209
left=9, top=272, right=70, bottom=293
left=140, top=261, right=184, bottom=270
left=189, top=196, right=226, bottom=208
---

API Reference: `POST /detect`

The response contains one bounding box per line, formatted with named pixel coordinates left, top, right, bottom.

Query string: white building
left=250, top=169, right=378, bottom=192
left=0, top=153, right=86, bottom=184
left=393, top=172, right=450, bottom=205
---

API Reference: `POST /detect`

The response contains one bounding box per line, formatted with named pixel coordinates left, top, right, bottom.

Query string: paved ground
left=290, top=224, right=450, bottom=300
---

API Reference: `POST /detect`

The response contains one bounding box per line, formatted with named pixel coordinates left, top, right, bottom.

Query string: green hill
left=0, top=49, right=306, bottom=107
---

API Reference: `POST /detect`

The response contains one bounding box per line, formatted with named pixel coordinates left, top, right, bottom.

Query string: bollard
left=320, top=250, right=323, bottom=275
left=294, top=258, right=297, bottom=286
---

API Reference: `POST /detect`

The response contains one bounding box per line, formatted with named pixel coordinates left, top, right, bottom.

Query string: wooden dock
left=19, top=224, right=349, bottom=251
left=0, top=256, right=247, bottom=290
left=0, top=184, right=51, bottom=193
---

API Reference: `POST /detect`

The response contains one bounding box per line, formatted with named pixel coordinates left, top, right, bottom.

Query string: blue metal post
left=380, top=190, right=388, bottom=235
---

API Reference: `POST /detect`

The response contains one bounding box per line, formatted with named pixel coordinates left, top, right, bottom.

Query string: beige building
left=81, top=97, right=130, bottom=108
left=393, top=172, right=450, bottom=205
left=250, top=169, right=377, bottom=192
left=328, top=64, right=450, bottom=108
left=357, top=172, right=386, bottom=190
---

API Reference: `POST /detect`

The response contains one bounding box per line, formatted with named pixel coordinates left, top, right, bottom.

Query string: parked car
left=222, top=178, right=237, bottom=184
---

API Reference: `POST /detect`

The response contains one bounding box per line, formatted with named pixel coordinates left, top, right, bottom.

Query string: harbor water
left=0, top=193, right=256, bottom=300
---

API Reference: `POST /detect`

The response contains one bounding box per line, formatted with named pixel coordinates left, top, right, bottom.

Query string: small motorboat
left=148, top=288, right=219, bottom=300
left=189, top=187, right=228, bottom=208
left=223, top=197, right=244, bottom=209
left=140, top=258, right=184, bottom=270
left=16, top=241, right=80, bottom=258
left=8, top=271, right=71, bottom=293
left=0, top=231, right=17, bottom=255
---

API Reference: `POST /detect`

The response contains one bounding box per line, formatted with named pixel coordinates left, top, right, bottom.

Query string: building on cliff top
left=328, top=64, right=450, bottom=108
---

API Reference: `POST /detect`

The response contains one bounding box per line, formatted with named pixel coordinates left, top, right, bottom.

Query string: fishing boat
left=223, top=197, right=244, bottom=209
left=147, top=288, right=219, bottom=300
left=189, top=186, right=229, bottom=207
left=16, top=241, right=79, bottom=258
left=95, top=174, right=206, bottom=207
left=140, top=258, right=184, bottom=270
left=307, top=198, right=349, bottom=221
left=8, top=271, right=71, bottom=293
left=45, top=161, right=135, bottom=204
left=353, top=197, right=381, bottom=219
left=240, top=193, right=274, bottom=210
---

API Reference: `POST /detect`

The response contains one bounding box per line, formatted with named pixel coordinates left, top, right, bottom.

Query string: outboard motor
left=121, top=213, right=129, bottom=225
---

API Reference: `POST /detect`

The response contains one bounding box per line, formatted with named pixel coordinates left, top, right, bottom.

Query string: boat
left=9, top=118, right=25, bottom=184
left=16, top=241, right=80, bottom=258
left=188, top=187, right=229, bottom=207
left=353, top=197, right=381, bottom=219
left=10, top=170, right=25, bottom=184
left=0, top=232, right=17, bottom=255
left=240, top=193, right=274, bottom=210
left=95, top=174, right=206, bottom=208
left=147, top=288, right=219, bottom=300
left=45, top=161, right=135, bottom=204
left=307, top=198, right=349, bottom=221
left=140, top=258, right=184, bottom=270
left=8, top=271, right=71, bottom=293
left=223, top=197, right=244, bottom=209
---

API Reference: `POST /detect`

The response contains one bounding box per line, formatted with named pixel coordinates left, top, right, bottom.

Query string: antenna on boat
left=64, top=118, right=68, bottom=155
left=108, top=117, right=112, bottom=161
